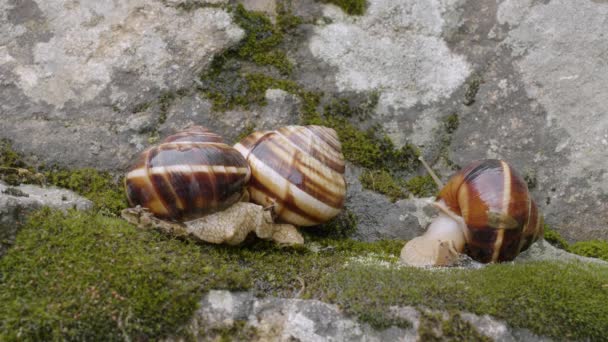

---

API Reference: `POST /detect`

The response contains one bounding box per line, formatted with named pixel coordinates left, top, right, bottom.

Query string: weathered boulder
left=305, top=0, right=608, bottom=242
left=0, top=0, right=243, bottom=169
left=1, top=0, right=606, bottom=242
left=169, top=290, right=548, bottom=342
left=0, top=181, right=92, bottom=256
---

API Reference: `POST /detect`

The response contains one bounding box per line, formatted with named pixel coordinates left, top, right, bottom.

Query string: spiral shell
left=125, top=126, right=250, bottom=221
left=438, top=159, right=544, bottom=263
left=234, top=125, right=346, bottom=226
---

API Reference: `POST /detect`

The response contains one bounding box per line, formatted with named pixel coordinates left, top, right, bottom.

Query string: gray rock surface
left=0, top=0, right=243, bottom=169
left=1, top=0, right=606, bottom=242
left=345, top=163, right=433, bottom=241
left=169, top=290, right=548, bottom=342
left=0, top=181, right=92, bottom=256
left=306, top=0, right=608, bottom=241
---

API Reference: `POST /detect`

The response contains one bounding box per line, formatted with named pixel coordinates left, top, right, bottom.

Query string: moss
left=443, top=113, right=459, bottom=135
left=318, top=0, right=367, bottom=15
left=173, top=1, right=226, bottom=12
left=463, top=74, right=482, bottom=106
left=233, top=4, right=284, bottom=60
left=43, top=168, right=127, bottom=216
left=543, top=225, right=570, bottom=250
left=323, top=92, right=378, bottom=120
left=404, top=174, right=438, bottom=197
left=276, top=2, right=303, bottom=32
left=0, top=139, right=27, bottom=169
left=359, top=169, right=405, bottom=202
left=1, top=187, right=29, bottom=197
left=0, top=209, right=249, bottom=341
left=198, top=4, right=304, bottom=110
left=304, top=111, right=420, bottom=173
left=2, top=208, right=608, bottom=340
left=0, top=209, right=402, bottom=340
left=211, top=321, right=258, bottom=342
left=305, top=209, right=358, bottom=239
left=418, top=311, right=491, bottom=342
left=131, top=101, right=152, bottom=114
left=251, top=50, right=293, bottom=75
left=569, top=240, right=608, bottom=262
left=234, top=122, right=257, bottom=143
left=318, top=260, right=608, bottom=340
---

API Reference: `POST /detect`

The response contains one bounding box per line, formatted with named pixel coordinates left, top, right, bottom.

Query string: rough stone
left=0, top=181, right=93, bottom=256
left=1, top=0, right=606, bottom=243
left=169, top=290, right=549, bottom=342
left=309, top=0, right=471, bottom=118
left=307, top=0, right=608, bottom=242
left=0, top=0, right=243, bottom=170
left=344, top=163, right=431, bottom=241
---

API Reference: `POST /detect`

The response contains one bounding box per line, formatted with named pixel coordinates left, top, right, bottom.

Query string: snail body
left=401, top=159, right=544, bottom=266
left=234, top=125, right=347, bottom=226
left=125, top=126, right=250, bottom=221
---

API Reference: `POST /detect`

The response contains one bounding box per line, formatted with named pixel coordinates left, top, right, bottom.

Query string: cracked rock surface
left=1, top=0, right=606, bottom=242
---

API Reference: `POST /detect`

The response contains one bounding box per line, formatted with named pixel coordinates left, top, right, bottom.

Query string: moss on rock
left=418, top=311, right=491, bottom=342
left=319, top=260, right=608, bottom=340
left=569, top=240, right=608, bottom=261
left=42, top=168, right=127, bottom=216
left=317, top=0, right=367, bottom=15
left=359, top=169, right=404, bottom=202
left=404, top=175, right=438, bottom=198
left=2, top=209, right=608, bottom=340
left=543, top=225, right=570, bottom=250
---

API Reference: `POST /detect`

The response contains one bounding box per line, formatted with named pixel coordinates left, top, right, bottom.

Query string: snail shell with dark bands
left=438, top=159, right=544, bottom=263
left=125, top=126, right=250, bottom=221
left=234, top=125, right=346, bottom=226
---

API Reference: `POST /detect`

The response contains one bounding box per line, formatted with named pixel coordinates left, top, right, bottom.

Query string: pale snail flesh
left=234, top=125, right=347, bottom=227
left=401, top=159, right=544, bottom=266
left=124, top=126, right=251, bottom=221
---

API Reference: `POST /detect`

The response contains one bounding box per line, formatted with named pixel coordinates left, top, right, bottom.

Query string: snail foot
left=400, top=236, right=460, bottom=267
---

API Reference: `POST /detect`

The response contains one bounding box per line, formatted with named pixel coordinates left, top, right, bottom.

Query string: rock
left=0, top=181, right=93, bottom=256
left=0, top=0, right=243, bottom=170
left=305, top=0, right=608, bottom=242
left=168, top=290, right=548, bottom=341
left=344, top=163, right=431, bottom=241
left=308, top=1, right=471, bottom=114
left=1, top=0, right=606, bottom=242
left=516, top=239, right=607, bottom=265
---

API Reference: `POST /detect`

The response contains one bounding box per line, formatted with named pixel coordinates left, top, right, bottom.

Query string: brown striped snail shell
left=125, top=126, right=251, bottom=221
left=438, top=159, right=544, bottom=263
left=234, top=125, right=347, bottom=227
left=401, top=159, right=544, bottom=266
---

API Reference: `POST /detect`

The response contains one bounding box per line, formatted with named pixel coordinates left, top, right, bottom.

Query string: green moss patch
left=359, top=170, right=404, bottom=202
left=0, top=208, right=399, bottom=340
left=569, top=240, right=608, bottom=261
left=3, top=209, right=608, bottom=340
left=319, top=260, right=608, bottom=340
left=418, top=312, right=491, bottom=342
left=542, top=225, right=608, bottom=262
left=317, top=0, right=367, bottom=15
left=43, top=168, right=127, bottom=216
left=0, top=209, right=248, bottom=341
left=404, top=175, right=438, bottom=198
left=543, top=225, right=570, bottom=250
left=199, top=5, right=301, bottom=111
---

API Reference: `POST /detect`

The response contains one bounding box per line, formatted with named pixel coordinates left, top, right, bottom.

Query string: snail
left=124, top=126, right=250, bottom=220
left=400, top=158, right=544, bottom=266
left=122, top=126, right=304, bottom=246
left=234, top=125, right=347, bottom=227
